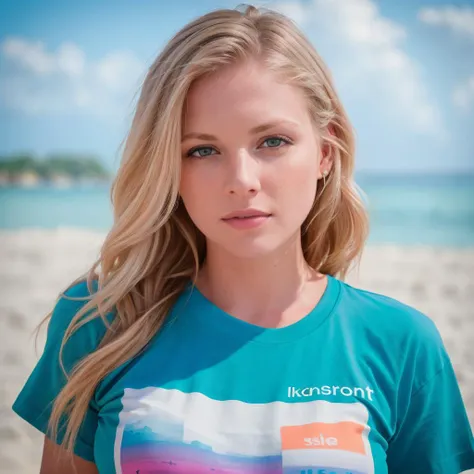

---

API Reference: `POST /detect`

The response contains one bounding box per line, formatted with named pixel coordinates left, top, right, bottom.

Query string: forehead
left=183, top=60, right=310, bottom=129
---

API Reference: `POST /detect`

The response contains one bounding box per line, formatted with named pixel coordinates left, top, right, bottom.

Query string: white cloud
left=0, top=37, right=145, bottom=118
left=272, top=0, right=444, bottom=136
left=57, top=43, right=86, bottom=77
left=271, top=1, right=307, bottom=24
left=418, top=6, right=474, bottom=111
left=453, top=74, right=474, bottom=109
left=2, top=38, right=57, bottom=75
left=1, top=38, right=86, bottom=78
left=418, top=6, right=474, bottom=40
left=96, top=51, right=144, bottom=93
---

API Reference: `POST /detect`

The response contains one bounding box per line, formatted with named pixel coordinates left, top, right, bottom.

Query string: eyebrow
left=181, top=120, right=299, bottom=142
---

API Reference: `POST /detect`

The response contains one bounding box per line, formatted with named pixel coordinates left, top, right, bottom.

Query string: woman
left=12, top=4, right=474, bottom=474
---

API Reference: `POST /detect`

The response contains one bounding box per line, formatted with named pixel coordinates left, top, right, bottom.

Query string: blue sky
left=1, top=0, right=473, bottom=173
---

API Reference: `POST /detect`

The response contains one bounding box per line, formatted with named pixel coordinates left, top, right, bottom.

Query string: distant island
left=0, top=153, right=112, bottom=187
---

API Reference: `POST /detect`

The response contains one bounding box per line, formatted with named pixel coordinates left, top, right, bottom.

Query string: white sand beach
left=1, top=228, right=473, bottom=473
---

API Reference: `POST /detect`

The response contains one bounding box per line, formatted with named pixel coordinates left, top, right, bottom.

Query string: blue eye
left=261, top=136, right=291, bottom=148
left=186, top=146, right=217, bottom=159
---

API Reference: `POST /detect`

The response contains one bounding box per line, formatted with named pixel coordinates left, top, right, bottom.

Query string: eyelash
left=185, top=135, right=293, bottom=159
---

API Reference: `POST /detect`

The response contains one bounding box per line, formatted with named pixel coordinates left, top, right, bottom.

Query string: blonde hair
left=44, top=3, right=369, bottom=456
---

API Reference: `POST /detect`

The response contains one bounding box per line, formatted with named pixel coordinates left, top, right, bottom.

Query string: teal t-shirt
left=13, top=275, right=474, bottom=473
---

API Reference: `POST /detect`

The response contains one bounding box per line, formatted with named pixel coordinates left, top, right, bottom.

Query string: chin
left=218, top=236, right=288, bottom=260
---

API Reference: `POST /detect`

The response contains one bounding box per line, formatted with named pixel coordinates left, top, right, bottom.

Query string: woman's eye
left=261, top=136, right=292, bottom=149
left=186, top=146, right=217, bottom=159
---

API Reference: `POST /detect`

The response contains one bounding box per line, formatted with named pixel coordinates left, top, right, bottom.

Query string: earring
left=321, top=170, right=329, bottom=189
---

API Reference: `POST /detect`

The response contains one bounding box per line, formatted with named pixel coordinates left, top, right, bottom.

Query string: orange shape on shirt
left=280, top=421, right=366, bottom=455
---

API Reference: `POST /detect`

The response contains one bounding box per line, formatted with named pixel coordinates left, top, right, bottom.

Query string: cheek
left=276, top=156, right=319, bottom=207
left=179, top=165, right=216, bottom=225
left=180, top=163, right=206, bottom=200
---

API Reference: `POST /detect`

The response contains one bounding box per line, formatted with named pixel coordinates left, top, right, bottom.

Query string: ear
left=319, top=125, right=335, bottom=178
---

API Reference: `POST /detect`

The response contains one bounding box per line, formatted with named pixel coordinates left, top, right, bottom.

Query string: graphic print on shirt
left=114, top=387, right=374, bottom=474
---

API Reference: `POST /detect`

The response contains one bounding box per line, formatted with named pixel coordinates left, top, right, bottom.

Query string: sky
left=0, top=0, right=473, bottom=173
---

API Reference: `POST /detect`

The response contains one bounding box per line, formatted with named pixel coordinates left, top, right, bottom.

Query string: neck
left=196, top=232, right=326, bottom=328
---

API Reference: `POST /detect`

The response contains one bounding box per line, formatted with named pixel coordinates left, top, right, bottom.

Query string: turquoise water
left=1, top=175, right=473, bottom=246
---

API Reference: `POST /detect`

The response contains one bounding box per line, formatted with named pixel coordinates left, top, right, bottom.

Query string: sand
left=1, top=228, right=473, bottom=473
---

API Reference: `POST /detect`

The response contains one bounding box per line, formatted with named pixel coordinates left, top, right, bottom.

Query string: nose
left=224, top=149, right=261, bottom=196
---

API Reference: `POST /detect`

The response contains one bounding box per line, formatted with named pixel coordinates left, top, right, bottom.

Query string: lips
left=224, top=215, right=269, bottom=220
left=222, top=209, right=271, bottom=220
left=222, top=212, right=271, bottom=230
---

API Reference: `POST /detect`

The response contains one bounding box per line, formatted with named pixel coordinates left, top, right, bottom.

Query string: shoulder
left=48, top=279, right=100, bottom=330
left=46, top=279, right=113, bottom=366
left=52, top=279, right=97, bottom=319
left=337, top=279, right=440, bottom=338
left=336, top=279, right=448, bottom=380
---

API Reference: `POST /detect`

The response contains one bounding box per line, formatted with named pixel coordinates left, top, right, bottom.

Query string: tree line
left=0, top=153, right=111, bottom=180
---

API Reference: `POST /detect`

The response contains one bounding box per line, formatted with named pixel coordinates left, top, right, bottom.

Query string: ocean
left=1, top=174, right=473, bottom=246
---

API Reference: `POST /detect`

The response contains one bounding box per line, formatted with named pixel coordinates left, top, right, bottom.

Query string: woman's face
left=179, top=59, right=331, bottom=259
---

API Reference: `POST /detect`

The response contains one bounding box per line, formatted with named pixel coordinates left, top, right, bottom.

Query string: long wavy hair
left=44, top=3, right=369, bottom=456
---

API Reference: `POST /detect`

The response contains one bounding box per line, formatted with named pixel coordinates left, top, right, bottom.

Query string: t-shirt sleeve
left=386, top=335, right=474, bottom=473
left=12, top=280, right=109, bottom=462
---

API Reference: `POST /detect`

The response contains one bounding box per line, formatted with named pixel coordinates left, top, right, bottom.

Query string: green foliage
left=0, top=153, right=111, bottom=180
